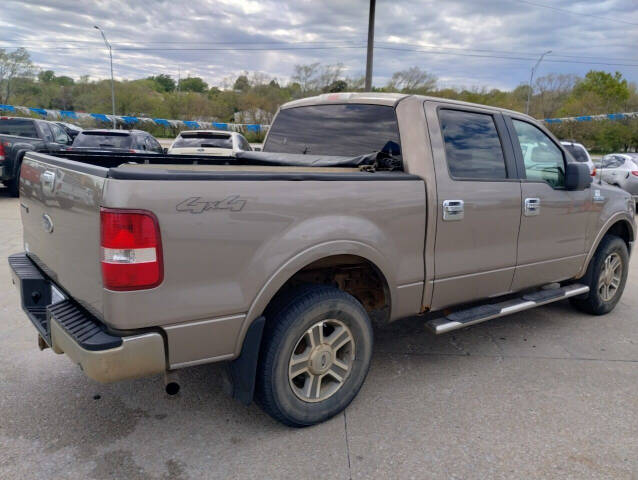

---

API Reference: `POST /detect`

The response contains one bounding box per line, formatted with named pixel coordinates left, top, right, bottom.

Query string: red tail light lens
left=591, top=168, right=596, bottom=177
left=0, top=141, right=6, bottom=162
left=100, top=208, right=163, bottom=290
left=632, top=171, right=638, bottom=177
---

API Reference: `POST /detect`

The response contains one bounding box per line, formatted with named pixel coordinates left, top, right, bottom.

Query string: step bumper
left=9, top=252, right=166, bottom=383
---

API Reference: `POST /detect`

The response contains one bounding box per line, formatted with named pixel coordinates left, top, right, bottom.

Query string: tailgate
left=19, top=152, right=107, bottom=319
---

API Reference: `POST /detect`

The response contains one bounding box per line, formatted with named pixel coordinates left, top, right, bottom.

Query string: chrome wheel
left=288, top=319, right=355, bottom=403
left=598, top=252, right=622, bottom=302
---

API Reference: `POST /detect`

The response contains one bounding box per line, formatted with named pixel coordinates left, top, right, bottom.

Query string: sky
left=1, top=0, right=637, bottom=91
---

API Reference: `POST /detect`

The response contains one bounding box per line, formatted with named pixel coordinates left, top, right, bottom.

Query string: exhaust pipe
left=164, top=371, right=180, bottom=395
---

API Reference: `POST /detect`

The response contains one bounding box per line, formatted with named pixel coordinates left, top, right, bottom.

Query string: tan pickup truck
left=9, top=93, right=635, bottom=427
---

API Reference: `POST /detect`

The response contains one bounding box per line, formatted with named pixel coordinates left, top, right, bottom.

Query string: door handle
left=41, top=170, right=56, bottom=194
left=442, top=200, right=464, bottom=221
left=524, top=197, right=540, bottom=216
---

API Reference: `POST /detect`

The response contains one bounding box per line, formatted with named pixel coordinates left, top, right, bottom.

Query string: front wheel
left=256, top=285, right=373, bottom=427
left=570, top=235, right=629, bottom=315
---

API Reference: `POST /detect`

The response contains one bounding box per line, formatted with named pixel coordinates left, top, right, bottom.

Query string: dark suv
left=70, top=129, right=164, bottom=154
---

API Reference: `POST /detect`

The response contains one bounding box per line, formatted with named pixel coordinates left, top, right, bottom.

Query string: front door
left=506, top=117, right=589, bottom=290
left=425, top=103, right=522, bottom=310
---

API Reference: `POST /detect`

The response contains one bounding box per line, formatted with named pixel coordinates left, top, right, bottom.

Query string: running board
left=425, top=284, right=589, bottom=335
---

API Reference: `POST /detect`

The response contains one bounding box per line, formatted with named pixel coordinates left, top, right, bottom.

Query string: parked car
left=598, top=153, right=638, bottom=204
left=0, top=117, right=72, bottom=196
left=70, top=129, right=163, bottom=154
left=560, top=140, right=596, bottom=176
left=55, top=122, right=83, bottom=140
left=167, top=130, right=251, bottom=156
left=9, top=93, right=635, bottom=427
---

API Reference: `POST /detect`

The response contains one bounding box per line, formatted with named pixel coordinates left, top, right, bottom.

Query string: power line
left=509, top=0, right=638, bottom=27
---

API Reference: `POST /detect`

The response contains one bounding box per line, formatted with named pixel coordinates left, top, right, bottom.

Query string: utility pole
left=364, top=0, right=376, bottom=91
left=526, top=50, right=552, bottom=116
left=94, top=25, right=116, bottom=129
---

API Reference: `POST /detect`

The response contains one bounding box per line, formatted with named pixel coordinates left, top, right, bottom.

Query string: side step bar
left=425, top=284, right=589, bottom=334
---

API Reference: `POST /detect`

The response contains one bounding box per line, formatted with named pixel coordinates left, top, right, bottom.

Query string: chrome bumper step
left=425, top=284, right=590, bottom=335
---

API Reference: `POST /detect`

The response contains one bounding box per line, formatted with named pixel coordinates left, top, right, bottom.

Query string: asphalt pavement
left=0, top=186, right=636, bottom=479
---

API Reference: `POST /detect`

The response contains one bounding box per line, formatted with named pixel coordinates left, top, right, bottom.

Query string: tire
left=6, top=177, right=19, bottom=197
left=570, top=234, right=629, bottom=315
left=255, top=284, right=373, bottom=427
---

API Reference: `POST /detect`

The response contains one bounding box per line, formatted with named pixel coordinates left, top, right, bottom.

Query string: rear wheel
left=570, top=235, right=628, bottom=315
left=256, top=285, right=373, bottom=427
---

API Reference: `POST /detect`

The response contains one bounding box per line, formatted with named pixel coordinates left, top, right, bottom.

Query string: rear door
left=506, top=116, right=589, bottom=290
left=425, top=102, right=522, bottom=309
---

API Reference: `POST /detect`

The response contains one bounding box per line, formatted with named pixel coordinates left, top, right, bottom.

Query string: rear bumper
left=8, top=253, right=166, bottom=383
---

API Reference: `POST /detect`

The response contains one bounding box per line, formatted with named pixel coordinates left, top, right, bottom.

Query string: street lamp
left=94, top=25, right=116, bottom=129
left=526, top=50, right=552, bottom=116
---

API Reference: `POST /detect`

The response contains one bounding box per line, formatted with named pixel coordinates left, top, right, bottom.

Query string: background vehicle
left=168, top=130, right=252, bottom=156
left=561, top=140, right=596, bottom=175
left=0, top=117, right=72, bottom=196
left=55, top=121, right=83, bottom=140
left=9, top=93, right=635, bottom=427
left=70, top=129, right=163, bottom=154
left=598, top=153, right=638, bottom=204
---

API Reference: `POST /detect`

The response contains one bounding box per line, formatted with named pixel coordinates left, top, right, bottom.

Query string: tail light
left=591, top=168, right=596, bottom=177
left=0, top=141, right=6, bottom=162
left=100, top=208, right=163, bottom=290
left=632, top=171, right=638, bottom=177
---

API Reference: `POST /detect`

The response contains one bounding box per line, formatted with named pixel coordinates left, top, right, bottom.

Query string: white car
left=560, top=140, right=596, bottom=176
left=167, top=130, right=252, bottom=157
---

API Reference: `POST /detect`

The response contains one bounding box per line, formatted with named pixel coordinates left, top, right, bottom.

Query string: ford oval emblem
left=42, top=213, right=54, bottom=234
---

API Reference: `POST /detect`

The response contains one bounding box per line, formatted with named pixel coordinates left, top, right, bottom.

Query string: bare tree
left=292, top=63, right=321, bottom=93
left=387, top=66, right=437, bottom=93
left=0, top=48, right=34, bottom=104
left=534, top=73, right=579, bottom=118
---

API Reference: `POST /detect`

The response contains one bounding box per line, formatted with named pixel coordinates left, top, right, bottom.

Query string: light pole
left=94, top=25, right=116, bottom=129
left=364, top=0, right=376, bottom=91
left=526, top=50, right=551, bottom=116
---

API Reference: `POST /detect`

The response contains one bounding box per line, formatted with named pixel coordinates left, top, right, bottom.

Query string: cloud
left=1, top=0, right=636, bottom=89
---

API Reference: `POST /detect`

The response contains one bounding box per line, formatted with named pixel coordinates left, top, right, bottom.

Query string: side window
left=39, top=122, right=54, bottom=142
left=49, top=123, right=69, bottom=144
left=439, top=109, right=507, bottom=180
left=511, top=119, right=565, bottom=188
left=149, top=137, right=163, bottom=153
left=237, top=135, right=251, bottom=151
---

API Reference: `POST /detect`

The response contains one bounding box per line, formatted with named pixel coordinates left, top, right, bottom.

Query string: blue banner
left=90, top=113, right=110, bottom=122
left=0, top=104, right=15, bottom=112
left=29, top=107, right=47, bottom=116
left=120, top=116, right=138, bottom=124
left=183, top=121, right=199, bottom=128
left=153, top=118, right=170, bottom=126
left=212, top=122, right=228, bottom=130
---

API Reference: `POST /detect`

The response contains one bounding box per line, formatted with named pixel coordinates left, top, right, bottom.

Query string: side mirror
left=565, top=162, right=592, bottom=191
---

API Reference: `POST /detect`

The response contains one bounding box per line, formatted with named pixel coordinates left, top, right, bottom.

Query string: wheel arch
left=578, top=215, right=635, bottom=279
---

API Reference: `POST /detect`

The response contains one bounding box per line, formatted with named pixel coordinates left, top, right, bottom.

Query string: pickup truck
left=8, top=93, right=636, bottom=427
left=0, top=117, right=72, bottom=196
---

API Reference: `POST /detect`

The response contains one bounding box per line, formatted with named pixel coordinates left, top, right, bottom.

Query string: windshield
left=264, top=104, right=401, bottom=157
left=563, top=144, right=590, bottom=163
left=173, top=133, right=232, bottom=149
left=73, top=132, right=132, bottom=148
left=0, top=119, right=38, bottom=138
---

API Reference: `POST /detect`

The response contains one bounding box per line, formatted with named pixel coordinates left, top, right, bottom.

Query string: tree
left=323, top=80, right=348, bottom=93
left=387, top=66, right=437, bottom=93
left=178, top=76, right=208, bottom=93
left=0, top=48, right=34, bottom=104
left=233, top=75, right=250, bottom=92
left=566, top=70, right=631, bottom=114
left=292, top=63, right=320, bottom=93
left=148, top=74, right=175, bottom=93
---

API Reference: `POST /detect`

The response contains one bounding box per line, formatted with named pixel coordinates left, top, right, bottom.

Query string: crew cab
left=8, top=93, right=635, bottom=427
left=0, top=117, right=72, bottom=196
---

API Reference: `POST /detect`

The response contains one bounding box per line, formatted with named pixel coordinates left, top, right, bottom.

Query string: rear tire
left=570, top=235, right=628, bottom=315
left=255, top=285, right=373, bottom=427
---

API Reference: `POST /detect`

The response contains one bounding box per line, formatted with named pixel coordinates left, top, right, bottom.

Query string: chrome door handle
left=524, top=197, right=540, bottom=216
left=41, top=170, right=56, bottom=194
left=442, top=200, right=464, bottom=221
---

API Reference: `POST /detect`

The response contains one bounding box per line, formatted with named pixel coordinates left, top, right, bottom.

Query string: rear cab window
left=0, top=118, right=38, bottom=138
left=174, top=132, right=233, bottom=149
left=438, top=109, right=507, bottom=179
left=263, top=104, right=401, bottom=157
left=73, top=132, right=133, bottom=149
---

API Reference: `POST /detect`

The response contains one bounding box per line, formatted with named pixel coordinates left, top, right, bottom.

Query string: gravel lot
left=0, top=185, right=636, bottom=480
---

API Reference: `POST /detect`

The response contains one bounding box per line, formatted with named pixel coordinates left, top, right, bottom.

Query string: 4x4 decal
left=176, top=196, right=246, bottom=213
